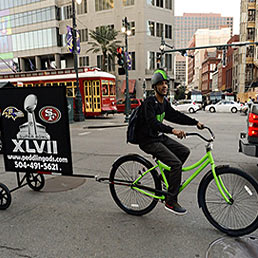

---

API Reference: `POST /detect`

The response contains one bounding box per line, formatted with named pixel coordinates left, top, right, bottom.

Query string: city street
left=0, top=111, right=258, bottom=258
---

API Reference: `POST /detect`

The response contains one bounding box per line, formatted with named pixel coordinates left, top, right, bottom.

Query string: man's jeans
left=139, top=135, right=190, bottom=204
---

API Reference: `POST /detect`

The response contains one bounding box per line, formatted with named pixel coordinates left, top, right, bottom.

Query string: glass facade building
left=0, top=0, right=174, bottom=99
left=175, top=13, right=233, bottom=49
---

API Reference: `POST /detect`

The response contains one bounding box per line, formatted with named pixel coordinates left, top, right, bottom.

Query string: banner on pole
left=0, top=87, right=73, bottom=175
left=66, top=26, right=81, bottom=54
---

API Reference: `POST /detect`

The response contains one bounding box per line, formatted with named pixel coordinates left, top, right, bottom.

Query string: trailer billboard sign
left=0, top=87, right=73, bottom=175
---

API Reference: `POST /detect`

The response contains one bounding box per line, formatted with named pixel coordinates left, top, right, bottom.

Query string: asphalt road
left=0, top=111, right=257, bottom=258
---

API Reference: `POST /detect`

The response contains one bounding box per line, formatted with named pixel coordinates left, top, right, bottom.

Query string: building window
left=3, top=7, right=57, bottom=29
left=78, top=28, right=88, bottom=42
left=79, top=56, right=89, bottom=67
left=147, top=0, right=155, bottom=5
left=77, top=0, right=87, bottom=14
left=9, top=28, right=59, bottom=53
left=147, top=21, right=155, bottom=36
left=165, top=24, right=172, bottom=39
left=95, top=0, right=114, bottom=11
left=165, top=54, right=172, bottom=71
left=247, top=28, right=255, bottom=41
left=0, top=0, right=42, bottom=11
left=62, top=5, right=72, bottom=20
left=97, top=55, right=103, bottom=69
left=123, top=0, right=134, bottom=6
left=156, top=0, right=164, bottom=8
left=129, top=21, right=135, bottom=36
left=147, top=51, right=155, bottom=70
left=156, top=23, right=163, bottom=37
left=248, top=9, right=255, bottom=22
left=165, top=0, right=172, bottom=9
left=107, top=55, right=115, bottom=72
left=96, top=24, right=114, bottom=33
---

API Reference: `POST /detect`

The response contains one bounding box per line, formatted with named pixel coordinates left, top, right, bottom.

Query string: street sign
left=0, top=87, right=73, bottom=175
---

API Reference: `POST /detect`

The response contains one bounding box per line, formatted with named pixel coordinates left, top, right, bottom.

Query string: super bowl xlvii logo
left=11, top=94, right=59, bottom=154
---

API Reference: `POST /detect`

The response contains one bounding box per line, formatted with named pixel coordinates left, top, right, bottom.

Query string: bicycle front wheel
left=198, top=167, right=258, bottom=236
left=109, top=154, right=161, bottom=216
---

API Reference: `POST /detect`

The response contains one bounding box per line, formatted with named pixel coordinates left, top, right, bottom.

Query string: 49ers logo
left=39, top=106, right=61, bottom=123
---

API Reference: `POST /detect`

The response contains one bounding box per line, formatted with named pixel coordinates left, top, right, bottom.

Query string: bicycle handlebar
left=186, top=126, right=215, bottom=142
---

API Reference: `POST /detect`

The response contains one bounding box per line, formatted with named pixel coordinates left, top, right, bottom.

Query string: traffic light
left=117, top=47, right=124, bottom=66
left=117, top=47, right=125, bottom=75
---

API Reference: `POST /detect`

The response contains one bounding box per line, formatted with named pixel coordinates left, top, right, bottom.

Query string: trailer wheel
left=26, top=173, right=45, bottom=191
left=0, top=183, right=11, bottom=210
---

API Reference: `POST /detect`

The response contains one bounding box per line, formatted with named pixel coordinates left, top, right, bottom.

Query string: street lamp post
left=72, top=0, right=84, bottom=122
left=122, top=17, right=131, bottom=123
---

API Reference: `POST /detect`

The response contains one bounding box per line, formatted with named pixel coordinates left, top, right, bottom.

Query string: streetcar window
left=53, top=83, right=58, bottom=87
left=102, top=80, right=108, bottom=96
left=109, top=82, right=116, bottom=96
left=66, top=81, right=75, bottom=98
left=66, top=89, right=72, bottom=97
left=46, top=83, right=51, bottom=87
left=59, top=82, right=65, bottom=87
left=27, top=84, right=33, bottom=87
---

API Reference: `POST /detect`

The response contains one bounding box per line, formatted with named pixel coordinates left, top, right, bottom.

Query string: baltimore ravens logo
left=2, top=107, right=24, bottom=120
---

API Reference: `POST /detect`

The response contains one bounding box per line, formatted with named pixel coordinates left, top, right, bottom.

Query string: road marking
left=79, top=132, right=91, bottom=136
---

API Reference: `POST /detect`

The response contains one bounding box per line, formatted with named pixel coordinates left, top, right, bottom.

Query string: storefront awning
left=121, top=79, right=136, bottom=94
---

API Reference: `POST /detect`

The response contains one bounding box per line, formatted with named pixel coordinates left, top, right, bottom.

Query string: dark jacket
left=136, top=96, right=198, bottom=145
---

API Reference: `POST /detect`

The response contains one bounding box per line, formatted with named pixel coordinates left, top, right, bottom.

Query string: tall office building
left=173, top=12, right=233, bottom=87
left=0, top=0, right=174, bottom=98
left=238, top=0, right=257, bottom=97
left=174, top=13, right=233, bottom=49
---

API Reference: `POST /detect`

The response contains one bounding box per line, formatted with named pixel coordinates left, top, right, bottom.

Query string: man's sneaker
left=165, top=202, right=187, bottom=216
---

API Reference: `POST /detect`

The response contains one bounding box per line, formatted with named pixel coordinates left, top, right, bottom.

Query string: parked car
left=171, top=100, right=200, bottom=113
left=116, top=98, right=143, bottom=113
left=205, top=100, right=242, bottom=113
left=239, top=102, right=258, bottom=157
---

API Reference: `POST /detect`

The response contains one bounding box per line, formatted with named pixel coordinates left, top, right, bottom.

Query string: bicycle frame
left=132, top=147, right=233, bottom=204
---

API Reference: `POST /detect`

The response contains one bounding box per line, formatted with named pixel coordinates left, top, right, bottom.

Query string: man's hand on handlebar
left=172, top=129, right=186, bottom=139
left=197, top=122, right=204, bottom=130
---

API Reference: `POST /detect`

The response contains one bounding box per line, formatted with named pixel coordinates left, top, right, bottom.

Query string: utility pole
left=122, top=17, right=131, bottom=123
left=72, top=0, right=84, bottom=122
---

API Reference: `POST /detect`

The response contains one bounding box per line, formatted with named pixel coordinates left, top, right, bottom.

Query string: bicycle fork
left=208, top=152, right=233, bottom=204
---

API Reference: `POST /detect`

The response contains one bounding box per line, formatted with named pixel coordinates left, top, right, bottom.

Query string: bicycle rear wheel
left=109, top=154, right=161, bottom=216
left=198, top=167, right=258, bottom=236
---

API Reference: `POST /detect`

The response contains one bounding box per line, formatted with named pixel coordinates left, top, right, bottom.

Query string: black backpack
left=126, top=105, right=141, bottom=144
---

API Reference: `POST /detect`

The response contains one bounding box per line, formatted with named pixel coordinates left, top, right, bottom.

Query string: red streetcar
left=0, top=67, right=117, bottom=117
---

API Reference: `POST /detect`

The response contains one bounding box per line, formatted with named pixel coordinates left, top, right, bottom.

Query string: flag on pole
left=66, top=26, right=81, bottom=54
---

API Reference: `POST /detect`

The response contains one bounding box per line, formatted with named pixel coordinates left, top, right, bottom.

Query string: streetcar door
left=92, top=80, right=101, bottom=112
left=84, top=80, right=101, bottom=113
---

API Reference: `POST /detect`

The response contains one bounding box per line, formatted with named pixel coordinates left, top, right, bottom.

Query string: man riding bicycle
left=135, top=69, right=204, bottom=215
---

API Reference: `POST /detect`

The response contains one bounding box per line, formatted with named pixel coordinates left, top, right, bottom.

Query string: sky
left=175, top=0, right=241, bottom=34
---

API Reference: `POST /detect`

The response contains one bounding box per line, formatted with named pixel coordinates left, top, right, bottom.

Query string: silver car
left=205, top=100, right=242, bottom=113
left=172, top=100, right=200, bottom=113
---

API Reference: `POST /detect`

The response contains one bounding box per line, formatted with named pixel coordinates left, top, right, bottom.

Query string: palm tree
left=87, top=26, right=121, bottom=71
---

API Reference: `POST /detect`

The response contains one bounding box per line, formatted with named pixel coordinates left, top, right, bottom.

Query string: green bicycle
left=108, top=127, right=258, bottom=237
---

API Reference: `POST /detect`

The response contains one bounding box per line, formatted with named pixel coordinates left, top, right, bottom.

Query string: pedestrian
left=135, top=69, right=204, bottom=215
left=202, top=99, right=207, bottom=111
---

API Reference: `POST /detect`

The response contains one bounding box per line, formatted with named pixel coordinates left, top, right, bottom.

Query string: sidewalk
left=69, top=113, right=128, bottom=130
